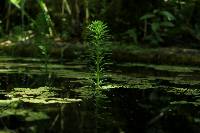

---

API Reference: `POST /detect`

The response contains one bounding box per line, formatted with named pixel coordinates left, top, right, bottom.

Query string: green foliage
left=37, top=0, right=54, bottom=36
left=9, top=0, right=54, bottom=36
left=125, top=28, right=138, bottom=45
left=0, top=20, right=4, bottom=37
left=34, top=13, right=49, bottom=34
left=34, top=12, right=53, bottom=74
left=140, top=9, right=175, bottom=45
left=10, top=26, right=23, bottom=41
left=9, top=0, right=22, bottom=9
left=9, top=0, right=35, bottom=24
left=35, top=35, right=51, bottom=74
left=87, top=20, right=110, bottom=89
left=192, top=24, right=200, bottom=41
left=36, top=41, right=51, bottom=81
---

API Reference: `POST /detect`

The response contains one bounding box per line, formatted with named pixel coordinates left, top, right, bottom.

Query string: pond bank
left=1, top=42, right=200, bottom=66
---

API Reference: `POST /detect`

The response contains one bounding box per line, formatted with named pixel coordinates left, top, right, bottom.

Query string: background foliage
left=0, top=0, right=200, bottom=46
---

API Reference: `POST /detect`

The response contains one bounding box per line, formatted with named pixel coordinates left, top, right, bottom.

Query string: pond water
left=0, top=57, right=200, bottom=133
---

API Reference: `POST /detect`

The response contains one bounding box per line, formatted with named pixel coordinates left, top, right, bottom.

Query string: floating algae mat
left=4, top=87, right=82, bottom=104
left=0, top=86, right=82, bottom=132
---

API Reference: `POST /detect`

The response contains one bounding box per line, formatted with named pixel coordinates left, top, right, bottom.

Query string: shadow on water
left=105, top=87, right=200, bottom=133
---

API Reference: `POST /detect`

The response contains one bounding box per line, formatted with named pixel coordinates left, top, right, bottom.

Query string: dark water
left=0, top=60, right=200, bottom=133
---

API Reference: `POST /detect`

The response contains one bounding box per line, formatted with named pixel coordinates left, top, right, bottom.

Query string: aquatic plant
left=34, top=12, right=53, bottom=74
left=168, top=88, right=200, bottom=96
left=5, top=87, right=82, bottom=104
left=35, top=36, right=51, bottom=74
left=87, top=20, right=110, bottom=89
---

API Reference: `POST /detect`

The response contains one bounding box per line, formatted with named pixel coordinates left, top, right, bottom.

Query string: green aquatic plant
left=34, top=13, right=53, bottom=75
left=87, top=20, right=110, bottom=89
left=36, top=36, right=51, bottom=74
left=5, top=87, right=82, bottom=104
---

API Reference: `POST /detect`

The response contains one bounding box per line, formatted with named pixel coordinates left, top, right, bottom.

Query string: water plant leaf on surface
left=111, top=73, right=156, bottom=89
left=20, top=97, right=81, bottom=104
left=101, top=84, right=129, bottom=90
left=168, top=88, right=200, bottom=96
left=0, top=99, right=20, bottom=108
left=6, top=87, right=56, bottom=98
left=5, top=87, right=82, bottom=104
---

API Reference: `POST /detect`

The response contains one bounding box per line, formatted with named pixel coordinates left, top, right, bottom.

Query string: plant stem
left=45, top=54, right=48, bottom=74
left=96, top=51, right=100, bottom=88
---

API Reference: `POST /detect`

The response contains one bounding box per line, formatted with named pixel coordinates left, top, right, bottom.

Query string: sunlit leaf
left=159, top=11, right=176, bottom=21
left=10, top=0, right=21, bottom=8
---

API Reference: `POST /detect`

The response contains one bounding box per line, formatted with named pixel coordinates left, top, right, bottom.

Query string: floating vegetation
left=170, top=100, right=200, bottom=106
left=111, top=73, right=156, bottom=89
left=7, top=87, right=56, bottom=98
left=117, top=63, right=200, bottom=73
left=5, top=87, right=82, bottom=104
left=0, top=99, right=20, bottom=108
left=21, top=97, right=81, bottom=104
left=129, top=79, right=155, bottom=89
left=168, top=88, right=200, bottom=96
left=167, top=79, right=200, bottom=86
left=101, top=84, right=129, bottom=90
